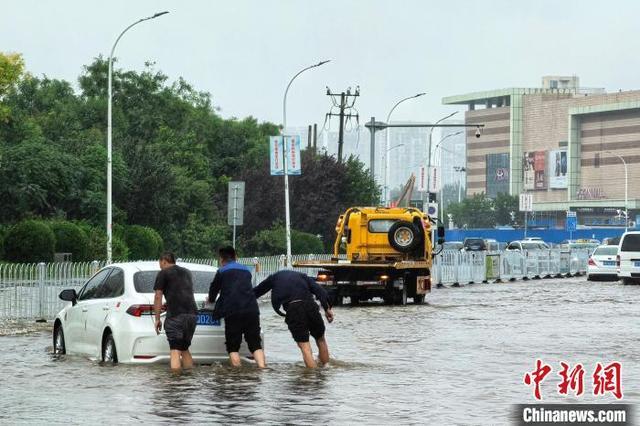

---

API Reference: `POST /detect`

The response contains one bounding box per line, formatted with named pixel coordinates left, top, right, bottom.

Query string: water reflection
left=2, top=277, right=640, bottom=424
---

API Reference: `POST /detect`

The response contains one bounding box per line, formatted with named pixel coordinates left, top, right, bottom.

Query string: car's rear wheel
left=413, top=294, right=425, bottom=305
left=102, top=333, right=118, bottom=364
left=53, top=325, right=66, bottom=355
left=587, top=274, right=593, bottom=281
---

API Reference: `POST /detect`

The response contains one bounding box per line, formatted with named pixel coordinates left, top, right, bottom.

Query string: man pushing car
left=253, top=270, right=334, bottom=368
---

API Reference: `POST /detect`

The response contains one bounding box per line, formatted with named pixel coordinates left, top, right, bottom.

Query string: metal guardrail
left=432, top=249, right=590, bottom=285
left=0, top=250, right=589, bottom=321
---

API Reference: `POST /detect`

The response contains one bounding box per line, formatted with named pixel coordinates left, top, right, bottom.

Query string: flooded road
left=2, top=276, right=639, bottom=425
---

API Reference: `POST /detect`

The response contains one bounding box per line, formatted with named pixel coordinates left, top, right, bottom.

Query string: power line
left=325, top=86, right=360, bottom=163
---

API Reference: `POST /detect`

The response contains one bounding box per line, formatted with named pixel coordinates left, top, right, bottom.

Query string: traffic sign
left=565, top=211, right=577, bottom=232
left=519, top=193, right=533, bottom=212
left=228, top=181, right=245, bottom=226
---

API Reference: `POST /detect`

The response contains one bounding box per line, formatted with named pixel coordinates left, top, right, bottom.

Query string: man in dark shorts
left=208, top=246, right=266, bottom=368
left=153, top=252, right=198, bottom=371
left=254, top=270, right=334, bottom=368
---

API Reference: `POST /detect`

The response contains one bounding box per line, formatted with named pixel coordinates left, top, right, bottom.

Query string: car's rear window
left=368, top=219, right=397, bottom=233
left=134, top=270, right=215, bottom=294
left=621, top=235, right=640, bottom=252
left=594, top=246, right=618, bottom=256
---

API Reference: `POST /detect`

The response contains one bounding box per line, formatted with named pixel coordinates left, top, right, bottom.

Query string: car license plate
left=603, top=261, right=616, bottom=266
left=196, top=311, right=220, bottom=326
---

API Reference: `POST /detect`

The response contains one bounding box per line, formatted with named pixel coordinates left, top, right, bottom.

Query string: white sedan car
left=587, top=245, right=618, bottom=281
left=53, top=261, right=255, bottom=364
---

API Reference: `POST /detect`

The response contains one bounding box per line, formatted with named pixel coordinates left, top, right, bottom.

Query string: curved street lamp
left=425, top=111, right=458, bottom=207
left=282, top=60, right=330, bottom=267
left=107, top=11, right=169, bottom=264
left=605, top=151, right=628, bottom=231
left=384, top=93, right=426, bottom=205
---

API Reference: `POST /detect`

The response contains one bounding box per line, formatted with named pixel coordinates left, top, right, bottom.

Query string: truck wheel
left=331, top=290, right=343, bottom=307
left=350, top=296, right=360, bottom=306
left=394, top=285, right=408, bottom=305
left=413, top=294, right=425, bottom=305
left=388, top=221, right=421, bottom=253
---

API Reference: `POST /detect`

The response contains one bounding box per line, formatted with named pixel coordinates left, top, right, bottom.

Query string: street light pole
left=107, top=11, right=168, bottom=264
left=425, top=111, right=458, bottom=211
left=432, top=131, right=463, bottom=223
left=606, top=151, right=628, bottom=231
left=382, top=144, right=405, bottom=203
left=282, top=60, right=330, bottom=267
left=384, top=93, right=426, bottom=205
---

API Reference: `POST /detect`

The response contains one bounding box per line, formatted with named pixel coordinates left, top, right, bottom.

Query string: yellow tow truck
left=294, top=206, right=445, bottom=306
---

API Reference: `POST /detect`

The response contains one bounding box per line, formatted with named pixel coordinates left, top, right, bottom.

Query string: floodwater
left=1, top=277, right=639, bottom=425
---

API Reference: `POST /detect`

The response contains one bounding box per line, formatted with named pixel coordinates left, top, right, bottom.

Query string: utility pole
left=313, top=123, right=318, bottom=153
left=326, top=86, right=360, bottom=163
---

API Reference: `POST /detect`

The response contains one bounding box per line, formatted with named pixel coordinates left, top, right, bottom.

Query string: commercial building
left=443, top=76, right=640, bottom=227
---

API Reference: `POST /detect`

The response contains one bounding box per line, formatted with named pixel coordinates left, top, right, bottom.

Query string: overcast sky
left=3, top=0, right=640, bottom=129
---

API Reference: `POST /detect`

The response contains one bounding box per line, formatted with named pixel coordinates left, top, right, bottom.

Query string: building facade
left=443, top=78, right=640, bottom=227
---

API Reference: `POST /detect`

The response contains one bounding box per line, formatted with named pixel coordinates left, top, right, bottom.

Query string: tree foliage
left=4, top=220, right=55, bottom=262
left=246, top=223, right=324, bottom=256
left=446, top=193, right=522, bottom=228
left=0, top=55, right=379, bottom=259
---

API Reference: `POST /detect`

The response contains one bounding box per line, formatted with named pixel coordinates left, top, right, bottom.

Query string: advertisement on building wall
left=485, top=153, right=510, bottom=198
left=523, top=151, right=546, bottom=190
left=549, top=149, right=568, bottom=188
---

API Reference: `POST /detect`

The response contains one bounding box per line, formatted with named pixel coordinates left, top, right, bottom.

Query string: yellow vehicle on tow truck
left=294, top=206, right=445, bottom=306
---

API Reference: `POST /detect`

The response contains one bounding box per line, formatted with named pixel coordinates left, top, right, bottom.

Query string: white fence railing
left=0, top=250, right=589, bottom=321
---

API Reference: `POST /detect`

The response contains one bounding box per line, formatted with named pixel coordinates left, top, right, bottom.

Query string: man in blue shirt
left=254, top=270, right=334, bottom=368
left=208, top=246, right=266, bottom=368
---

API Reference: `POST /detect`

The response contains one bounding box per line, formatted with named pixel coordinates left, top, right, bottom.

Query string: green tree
left=124, top=225, right=163, bottom=260
left=181, top=214, right=230, bottom=258
left=0, top=51, right=25, bottom=122
left=446, top=193, right=496, bottom=228
left=48, top=221, right=89, bottom=261
left=245, top=223, right=324, bottom=256
left=4, top=220, right=55, bottom=262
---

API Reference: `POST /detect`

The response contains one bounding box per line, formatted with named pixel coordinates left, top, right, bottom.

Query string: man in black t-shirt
left=153, top=252, right=198, bottom=371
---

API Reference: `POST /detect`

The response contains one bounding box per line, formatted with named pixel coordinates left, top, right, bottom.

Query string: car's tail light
left=588, top=257, right=596, bottom=266
left=126, top=304, right=166, bottom=317
left=617, top=255, right=621, bottom=267
left=316, top=272, right=333, bottom=282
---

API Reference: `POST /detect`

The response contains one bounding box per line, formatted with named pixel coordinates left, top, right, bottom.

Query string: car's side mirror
left=59, top=289, right=78, bottom=306
left=436, top=224, right=445, bottom=245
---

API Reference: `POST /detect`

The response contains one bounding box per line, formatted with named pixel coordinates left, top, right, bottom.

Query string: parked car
left=505, top=240, right=548, bottom=251
left=441, top=241, right=463, bottom=251
left=560, top=239, right=600, bottom=253
left=53, top=261, right=257, bottom=364
left=587, top=245, right=618, bottom=281
left=463, top=238, right=487, bottom=251
left=617, top=231, right=640, bottom=285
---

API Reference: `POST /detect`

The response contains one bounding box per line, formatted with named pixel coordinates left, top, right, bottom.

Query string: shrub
left=4, top=220, right=55, bottom=262
left=245, top=224, right=324, bottom=257
left=124, top=225, right=162, bottom=260
left=181, top=214, right=229, bottom=258
left=77, top=223, right=129, bottom=262
left=48, top=221, right=89, bottom=261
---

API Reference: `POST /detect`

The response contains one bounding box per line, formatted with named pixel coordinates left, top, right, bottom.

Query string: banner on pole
left=428, top=166, right=440, bottom=193
left=418, top=166, right=426, bottom=191
left=269, top=136, right=302, bottom=176
left=285, top=135, right=301, bottom=175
